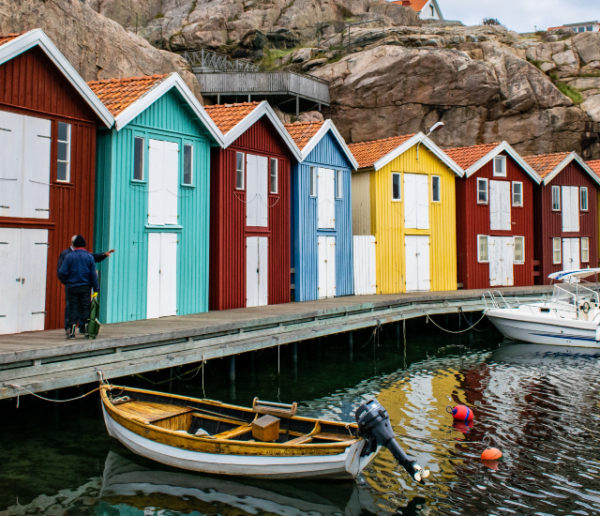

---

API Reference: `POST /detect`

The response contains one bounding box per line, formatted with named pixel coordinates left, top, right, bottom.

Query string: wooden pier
left=0, top=287, right=551, bottom=400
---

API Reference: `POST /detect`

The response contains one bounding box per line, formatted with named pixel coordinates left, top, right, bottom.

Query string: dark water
left=1, top=318, right=600, bottom=515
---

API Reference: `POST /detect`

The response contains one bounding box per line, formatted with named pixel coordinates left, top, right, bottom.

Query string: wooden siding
left=209, top=117, right=292, bottom=310
left=292, top=131, right=354, bottom=301
left=456, top=154, right=536, bottom=288
left=95, top=90, right=213, bottom=323
left=535, top=161, right=598, bottom=284
left=353, top=145, right=457, bottom=294
left=0, top=47, right=99, bottom=330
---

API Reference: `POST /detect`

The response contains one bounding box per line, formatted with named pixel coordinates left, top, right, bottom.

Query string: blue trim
left=530, top=332, right=598, bottom=342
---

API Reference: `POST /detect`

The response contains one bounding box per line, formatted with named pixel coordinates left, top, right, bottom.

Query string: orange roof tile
left=203, top=102, right=262, bottom=134
left=587, top=160, right=600, bottom=182
left=390, top=0, right=429, bottom=12
left=524, top=152, right=571, bottom=178
left=284, top=121, right=324, bottom=151
left=0, top=33, right=22, bottom=46
left=445, top=142, right=500, bottom=170
left=87, top=74, right=168, bottom=116
left=348, top=134, right=415, bottom=169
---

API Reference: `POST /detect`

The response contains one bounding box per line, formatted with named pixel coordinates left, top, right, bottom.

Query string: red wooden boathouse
left=0, top=29, right=113, bottom=334
left=446, top=142, right=541, bottom=289
left=525, top=152, right=600, bottom=284
left=204, top=101, right=301, bottom=309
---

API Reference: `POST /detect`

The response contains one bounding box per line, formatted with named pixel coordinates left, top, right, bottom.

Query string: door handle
left=21, top=278, right=25, bottom=284
left=15, top=277, right=21, bottom=283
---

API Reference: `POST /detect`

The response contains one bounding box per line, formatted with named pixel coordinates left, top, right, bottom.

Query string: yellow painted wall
left=351, top=171, right=372, bottom=235
left=368, top=145, right=458, bottom=293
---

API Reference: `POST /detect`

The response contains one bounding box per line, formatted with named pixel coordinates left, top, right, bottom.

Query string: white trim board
left=297, top=120, right=359, bottom=170
left=540, top=151, right=600, bottom=186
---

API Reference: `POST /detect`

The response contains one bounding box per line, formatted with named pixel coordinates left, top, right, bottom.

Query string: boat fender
left=447, top=405, right=473, bottom=422
left=481, top=447, right=502, bottom=461
left=581, top=301, right=590, bottom=314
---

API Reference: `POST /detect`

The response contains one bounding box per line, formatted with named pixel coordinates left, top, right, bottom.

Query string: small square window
left=478, top=235, right=489, bottom=262
left=552, top=237, right=562, bottom=264
left=431, top=175, right=441, bottom=202
left=477, top=178, right=488, bottom=204
left=493, top=155, right=506, bottom=177
left=269, top=158, right=278, bottom=194
left=57, top=122, right=71, bottom=182
left=582, top=237, right=590, bottom=262
left=512, top=181, right=523, bottom=207
left=514, top=236, right=525, bottom=263
left=551, top=185, right=561, bottom=211
left=336, top=169, right=343, bottom=199
left=392, top=173, right=401, bottom=201
left=235, top=152, right=245, bottom=190
left=183, top=144, right=193, bottom=185
left=133, top=136, right=144, bottom=181
left=580, top=187, right=588, bottom=211
left=310, top=166, right=317, bottom=197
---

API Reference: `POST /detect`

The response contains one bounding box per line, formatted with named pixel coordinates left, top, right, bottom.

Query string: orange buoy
left=447, top=404, right=474, bottom=422
left=481, top=447, right=502, bottom=461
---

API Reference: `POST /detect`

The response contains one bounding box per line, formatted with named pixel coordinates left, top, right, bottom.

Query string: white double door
left=317, top=236, right=336, bottom=298
left=317, top=167, right=335, bottom=229
left=489, top=180, right=511, bottom=231
left=147, top=233, right=177, bottom=319
left=562, top=238, right=580, bottom=270
left=488, top=237, right=514, bottom=286
left=405, top=235, right=430, bottom=291
left=246, top=236, right=268, bottom=307
left=404, top=174, right=429, bottom=229
left=0, top=228, right=48, bottom=334
left=246, top=154, right=269, bottom=227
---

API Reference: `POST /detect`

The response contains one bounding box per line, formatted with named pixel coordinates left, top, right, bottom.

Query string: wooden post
left=229, top=356, right=236, bottom=400
left=348, top=332, right=354, bottom=361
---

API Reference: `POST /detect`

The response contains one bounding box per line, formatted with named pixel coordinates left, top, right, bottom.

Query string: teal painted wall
left=95, top=90, right=214, bottom=323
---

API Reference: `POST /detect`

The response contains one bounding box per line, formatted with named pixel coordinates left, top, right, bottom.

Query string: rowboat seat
left=285, top=434, right=313, bottom=445
left=115, top=401, right=194, bottom=425
left=212, top=423, right=253, bottom=440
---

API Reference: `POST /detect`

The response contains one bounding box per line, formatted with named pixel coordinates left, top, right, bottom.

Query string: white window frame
left=580, top=187, right=588, bottom=211
left=336, top=169, right=343, bottom=199
left=493, top=155, right=506, bottom=177
left=56, top=122, right=71, bottom=183
left=133, top=136, right=145, bottom=182
left=514, top=236, right=525, bottom=264
left=512, top=181, right=523, bottom=207
left=431, top=175, right=441, bottom=203
left=392, top=172, right=401, bottom=201
left=477, top=178, right=488, bottom=204
left=235, top=152, right=245, bottom=190
left=552, top=237, right=562, bottom=264
left=310, top=166, right=317, bottom=197
left=269, top=158, right=278, bottom=194
left=182, top=143, right=193, bottom=186
left=551, top=185, right=561, bottom=211
left=477, top=234, right=489, bottom=263
left=581, top=237, right=590, bottom=263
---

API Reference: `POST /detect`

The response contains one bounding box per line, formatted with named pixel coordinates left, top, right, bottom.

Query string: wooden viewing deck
left=0, top=287, right=551, bottom=400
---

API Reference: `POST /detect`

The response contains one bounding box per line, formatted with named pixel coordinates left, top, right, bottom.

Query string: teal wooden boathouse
left=285, top=120, right=358, bottom=300
left=89, top=73, right=222, bottom=323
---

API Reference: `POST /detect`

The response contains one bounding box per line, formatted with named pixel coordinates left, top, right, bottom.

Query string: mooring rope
left=425, top=311, right=487, bottom=334
left=7, top=384, right=100, bottom=408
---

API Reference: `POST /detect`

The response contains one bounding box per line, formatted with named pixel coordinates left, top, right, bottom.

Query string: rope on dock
left=425, top=311, right=486, bottom=334
left=6, top=384, right=100, bottom=408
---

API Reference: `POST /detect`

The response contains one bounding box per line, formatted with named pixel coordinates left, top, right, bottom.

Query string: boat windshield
left=551, top=281, right=600, bottom=306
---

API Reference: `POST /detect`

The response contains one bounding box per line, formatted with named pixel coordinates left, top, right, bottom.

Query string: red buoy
left=447, top=404, right=474, bottom=422
left=481, top=447, right=502, bottom=461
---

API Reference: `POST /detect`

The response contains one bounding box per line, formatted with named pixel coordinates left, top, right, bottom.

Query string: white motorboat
left=485, top=268, right=600, bottom=348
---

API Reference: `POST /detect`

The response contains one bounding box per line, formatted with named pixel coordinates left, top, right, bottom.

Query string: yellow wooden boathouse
left=348, top=133, right=463, bottom=294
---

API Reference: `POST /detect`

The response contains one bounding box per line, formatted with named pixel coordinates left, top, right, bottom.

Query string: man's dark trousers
left=65, top=285, right=92, bottom=331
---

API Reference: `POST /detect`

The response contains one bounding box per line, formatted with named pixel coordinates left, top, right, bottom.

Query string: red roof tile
left=524, top=152, right=571, bottom=178
left=390, top=0, right=430, bottom=12
left=348, top=134, right=415, bottom=169
left=87, top=74, right=168, bottom=116
left=284, top=121, right=324, bottom=151
left=203, top=102, right=262, bottom=134
left=587, top=160, right=600, bottom=181
left=445, top=142, right=500, bottom=170
left=0, top=33, right=22, bottom=46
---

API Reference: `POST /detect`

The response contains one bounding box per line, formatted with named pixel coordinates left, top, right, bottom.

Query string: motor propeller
left=355, top=399, right=430, bottom=483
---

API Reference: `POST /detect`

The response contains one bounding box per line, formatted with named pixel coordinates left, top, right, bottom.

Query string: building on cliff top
left=548, top=21, right=599, bottom=33
left=388, top=0, right=444, bottom=20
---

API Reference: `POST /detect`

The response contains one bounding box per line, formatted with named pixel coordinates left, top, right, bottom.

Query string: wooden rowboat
left=99, top=384, right=380, bottom=480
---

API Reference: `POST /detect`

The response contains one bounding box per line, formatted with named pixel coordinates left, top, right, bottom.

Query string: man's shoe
left=66, top=325, right=76, bottom=339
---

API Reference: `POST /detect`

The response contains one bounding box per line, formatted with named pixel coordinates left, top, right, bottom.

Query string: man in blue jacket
left=58, top=235, right=100, bottom=339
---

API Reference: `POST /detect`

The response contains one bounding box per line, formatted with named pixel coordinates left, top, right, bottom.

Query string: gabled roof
left=88, top=72, right=222, bottom=144
left=203, top=101, right=301, bottom=160
left=445, top=141, right=541, bottom=183
left=0, top=28, right=113, bottom=127
left=284, top=120, right=358, bottom=169
left=348, top=133, right=463, bottom=176
left=587, top=159, right=600, bottom=177
left=390, top=0, right=443, bottom=18
left=525, top=151, right=600, bottom=186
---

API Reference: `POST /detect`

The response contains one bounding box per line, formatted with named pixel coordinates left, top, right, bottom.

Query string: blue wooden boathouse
left=285, top=120, right=358, bottom=300
left=89, top=73, right=222, bottom=323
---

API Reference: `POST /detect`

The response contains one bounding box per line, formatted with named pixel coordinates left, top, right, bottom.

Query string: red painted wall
left=0, top=47, right=99, bottom=330
left=534, top=162, right=598, bottom=284
left=456, top=153, right=536, bottom=289
left=209, top=117, right=292, bottom=310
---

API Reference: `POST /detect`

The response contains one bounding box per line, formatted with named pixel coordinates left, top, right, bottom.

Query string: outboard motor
left=356, top=399, right=429, bottom=483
